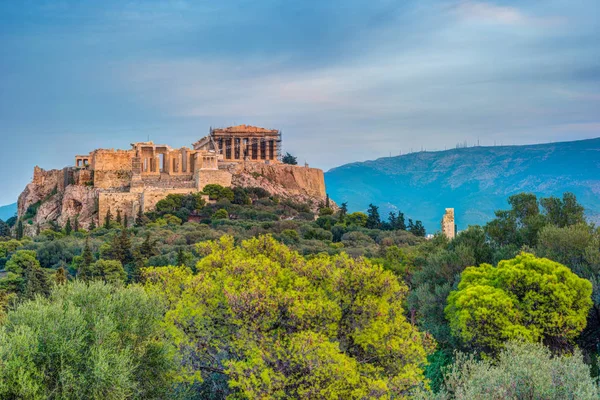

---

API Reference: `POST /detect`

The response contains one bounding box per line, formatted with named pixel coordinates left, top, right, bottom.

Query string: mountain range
left=325, top=138, right=600, bottom=232
left=0, top=203, right=17, bottom=222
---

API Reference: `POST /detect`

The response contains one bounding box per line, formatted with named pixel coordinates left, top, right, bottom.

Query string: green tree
left=16, top=219, right=23, bottom=240
left=93, top=259, right=127, bottom=284
left=78, top=237, right=95, bottom=280
left=446, top=253, right=592, bottom=353
left=366, top=203, right=381, bottom=229
left=212, top=208, right=229, bottom=220
left=338, top=202, right=348, bottom=222
left=540, top=192, right=585, bottom=228
left=0, top=219, right=10, bottom=237
left=345, top=211, right=367, bottom=227
left=116, top=209, right=122, bottom=225
left=0, top=281, right=176, bottom=399
left=144, top=235, right=433, bottom=399
left=282, top=152, right=298, bottom=165
left=408, top=219, right=426, bottom=237
left=65, top=217, right=72, bottom=236
left=6, top=250, right=50, bottom=300
left=108, top=228, right=133, bottom=266
left=73, top=215, right=80, bottom=232
left=88, top=218, right=96, bottom=231
left=430, top=341, right=599, bottom=400
left=104, top=208, right=112, bottom=229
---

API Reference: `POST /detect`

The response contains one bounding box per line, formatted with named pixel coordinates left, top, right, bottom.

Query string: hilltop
left=325, top=137, right=600, bottom=232
left=0, top=203, right=17, bottom=221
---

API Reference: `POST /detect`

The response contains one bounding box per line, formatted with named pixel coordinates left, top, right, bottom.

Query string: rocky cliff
left=18, top=163, right=327, bottom=233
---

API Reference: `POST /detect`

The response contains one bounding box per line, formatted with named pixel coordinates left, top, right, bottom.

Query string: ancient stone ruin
left=18, top=126, right=326, bottom=232
left=441, top=208, right=456, bottom=239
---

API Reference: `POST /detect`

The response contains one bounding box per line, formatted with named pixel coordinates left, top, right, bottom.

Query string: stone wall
left=94, top=170, right=133, bottom=189
left=141, top=189, right=200, bottom=212
left=92, top=149, right=135, bottom=171
left=98, top=192, right=141, bottom=223
left=196, top=169, right=233, bottom=191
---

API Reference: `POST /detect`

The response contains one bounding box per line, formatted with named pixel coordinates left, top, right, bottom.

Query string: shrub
left=0, top=281, right=175, bottom=399
left=437, top=342, right=599, bottom=399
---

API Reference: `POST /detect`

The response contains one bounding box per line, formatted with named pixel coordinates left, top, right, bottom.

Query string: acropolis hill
left=17, top=125, right=326, bottom=232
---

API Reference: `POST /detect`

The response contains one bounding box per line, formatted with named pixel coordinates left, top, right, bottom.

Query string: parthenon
left=194, top=125, right=281, bottom=163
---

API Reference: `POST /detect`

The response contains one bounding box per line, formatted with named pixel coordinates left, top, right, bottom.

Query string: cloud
left=455, top=1, right=564, bottom=27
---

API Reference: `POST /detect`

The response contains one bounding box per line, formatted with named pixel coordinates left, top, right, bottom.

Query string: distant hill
left=325, top=138, right=600, bottom=232
left=0, top=203, right=17, bottom=221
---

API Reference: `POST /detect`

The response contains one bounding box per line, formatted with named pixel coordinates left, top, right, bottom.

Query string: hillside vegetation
left=0, top=186, right=598, bottom=399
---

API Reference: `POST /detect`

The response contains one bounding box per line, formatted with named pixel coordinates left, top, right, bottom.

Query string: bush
left=0, top=281, right=175, bottom=399
left=213, top=209, right=229, bottom=220
left=437, top=342, right=599, bottom=399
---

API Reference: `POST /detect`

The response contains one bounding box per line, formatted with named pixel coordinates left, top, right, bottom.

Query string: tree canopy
left=446, top=253, right=592, bottom=353
left=143, top=235, right=433, bottom=399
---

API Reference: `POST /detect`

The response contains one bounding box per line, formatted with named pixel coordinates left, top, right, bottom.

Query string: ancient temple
left=193, top=125, right=281, bottom=163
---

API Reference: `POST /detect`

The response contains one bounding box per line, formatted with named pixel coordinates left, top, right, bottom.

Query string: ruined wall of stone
left=141, top=189, right=200, bottom=212
left=232, top=163, right=326, bottom=200
left=94, top=170, right=133, bottom=190
left=92, top=150, right=135, bottom=171
left=196, top=169, right=233, bottom=191
left=98, top=192, right=141, bottom=223
left=441, top=208, right=456, bottom=239
left=74, top=169, right=93, bottom=186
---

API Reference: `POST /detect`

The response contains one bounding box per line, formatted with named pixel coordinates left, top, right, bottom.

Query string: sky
left=0, top=0, right=599, bottom=205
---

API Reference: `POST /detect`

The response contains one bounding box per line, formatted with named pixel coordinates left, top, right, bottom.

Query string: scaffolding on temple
left=276, top=130, right=282, bottom=161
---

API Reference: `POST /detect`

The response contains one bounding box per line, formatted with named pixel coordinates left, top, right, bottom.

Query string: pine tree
left=104, top=208, right=112, bottom=229
left=116, top=209, right=122, bottom=226
left=0, top=219, right=10, bottom=237
left=366, top=204, right=381, bottom=229
left=397, top=212, right=407, bottom=231
left=16, top=219, right=24, bottom=240
left=79, top=237, right=95, bottom=280
left=73, top=215, right=80, bottom=232
left=339, top=202, right=348, bottom=222
left=136, top=206, right=147, bottom=227
left=54, top=266, right=68, bottom=285
left=65, top=218, right=72, bottom=236
left=123, top=214, right=128, bottom=228
left=110, top=228, right=133, bottom=265
left=22, top=263, right=51, bottom=300
left=176, top=247, right=186, bottom=267
left=325, top=194, right=330, bottom=208
left=89, top=219, right=96, bottom=231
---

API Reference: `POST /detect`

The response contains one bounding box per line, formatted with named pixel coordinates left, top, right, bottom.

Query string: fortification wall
left=94, top=170, right=133, bottom=189
left=196, top=169, right=233, bottom=190
left=92, top=150, right=135, bottom=171
left=141, top=189, right=200, bottom=212
left=98, top=192, right=141, bottom=223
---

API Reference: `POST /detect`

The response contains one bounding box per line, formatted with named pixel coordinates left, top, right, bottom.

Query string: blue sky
left=0, top=0, right=598, bottom=205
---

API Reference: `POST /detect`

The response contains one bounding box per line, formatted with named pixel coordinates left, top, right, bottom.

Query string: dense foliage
left=0, top=188, right=597, bottom=398
left=0, top=281, right=175, bottom=399
left=446, top=253, right=592, bottom=353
